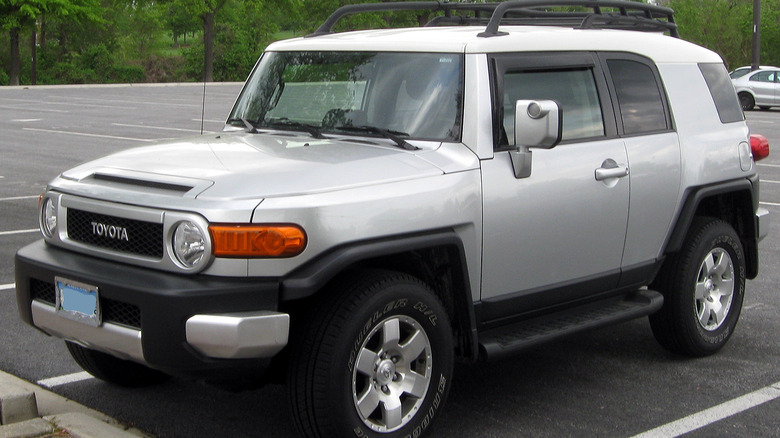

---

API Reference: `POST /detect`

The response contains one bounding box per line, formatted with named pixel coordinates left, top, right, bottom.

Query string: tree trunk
left=9, top=27, right=20, bottom=86
left=31, top=30, right=37, bottom=85
left=202, top=11, right=215, bottom=82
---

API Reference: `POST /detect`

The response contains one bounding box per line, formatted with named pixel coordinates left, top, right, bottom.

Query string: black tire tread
left=650, top=217, right=744, bottom=357
left=287, top=269, right=444, bottom=438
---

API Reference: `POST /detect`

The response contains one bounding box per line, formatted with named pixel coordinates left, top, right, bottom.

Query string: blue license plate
left=55, top=277, right=101, bottom=327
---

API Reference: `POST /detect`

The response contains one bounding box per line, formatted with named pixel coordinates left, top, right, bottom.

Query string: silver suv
left=15, top=2, right=770, bottom=437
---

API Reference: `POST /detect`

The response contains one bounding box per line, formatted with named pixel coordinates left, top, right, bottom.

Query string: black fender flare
left=280, top=229, right=480, bottom=359
left=664, top=178, right=760, bottom=278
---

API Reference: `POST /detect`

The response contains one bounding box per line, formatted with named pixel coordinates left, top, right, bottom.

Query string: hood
left=59, top=132, right=444, bottom=201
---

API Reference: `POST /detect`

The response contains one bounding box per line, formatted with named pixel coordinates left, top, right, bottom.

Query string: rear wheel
left=66, top=341, right=170, bottom=387
left=649, top=217, right=746, bottom=356
left=738, top=93, right=755, bottom=111
left=288, top=270, right=453, bottom=438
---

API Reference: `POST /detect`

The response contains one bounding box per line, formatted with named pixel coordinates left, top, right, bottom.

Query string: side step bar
left=478, top=290, right=663, bottom=361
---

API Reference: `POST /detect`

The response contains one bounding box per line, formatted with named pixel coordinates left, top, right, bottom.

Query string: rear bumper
left=16, top=240, right=287, bottom=378
left=756, top=207, right=770, bottom=242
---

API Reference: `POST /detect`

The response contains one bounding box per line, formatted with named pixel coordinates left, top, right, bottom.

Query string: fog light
left=173, top=221, right=206, bottom=268
left=40, top=197, right=57, bottom=238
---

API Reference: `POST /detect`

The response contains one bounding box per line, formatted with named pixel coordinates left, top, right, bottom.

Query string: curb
left=0, top=371, right=151, bottom=438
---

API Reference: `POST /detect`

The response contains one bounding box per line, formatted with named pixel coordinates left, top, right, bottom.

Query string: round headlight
left=40, top=197, right=57, bottom=238
left=172, top=221, right=207, bottom=269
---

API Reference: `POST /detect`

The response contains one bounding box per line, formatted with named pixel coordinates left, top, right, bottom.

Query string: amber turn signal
left=209, top=224, right=306, bottom=258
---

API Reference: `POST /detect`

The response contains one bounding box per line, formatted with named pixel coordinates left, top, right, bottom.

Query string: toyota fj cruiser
left=15, top=1, right=770, bottom=437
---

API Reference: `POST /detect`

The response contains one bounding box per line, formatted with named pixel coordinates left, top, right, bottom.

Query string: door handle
left=595, top=159, right=629, bottom=181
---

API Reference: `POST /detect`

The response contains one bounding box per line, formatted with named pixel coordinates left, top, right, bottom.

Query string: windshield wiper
left=334, top=125, right=420, bottom=151
left=263, top=118, right=325, bottom=139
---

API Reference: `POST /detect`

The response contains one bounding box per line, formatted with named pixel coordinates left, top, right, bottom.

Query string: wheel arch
left=664, top=179, right=759, bottom=279
left=280, top=230, right=479, bottom=360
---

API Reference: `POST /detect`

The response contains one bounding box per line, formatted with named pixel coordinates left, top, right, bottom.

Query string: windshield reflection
left=229, top=51, right=464, bottom=142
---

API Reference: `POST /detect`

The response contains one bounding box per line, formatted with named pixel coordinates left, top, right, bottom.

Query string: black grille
left=102, top=297, right=142, bottom=328
left=30, top=279, right=142, bottom=329
left=31, top=278, right=56, bottom=304
left=67, top=209, right=163, bottom=258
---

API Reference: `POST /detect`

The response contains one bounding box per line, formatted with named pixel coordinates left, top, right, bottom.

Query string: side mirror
left=510, top=100, right=562, bottom=179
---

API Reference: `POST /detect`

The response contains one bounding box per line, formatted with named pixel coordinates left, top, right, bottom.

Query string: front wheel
left=649, top=217, right=746, bottom=356
left=288, top=270, right=453, bottom=438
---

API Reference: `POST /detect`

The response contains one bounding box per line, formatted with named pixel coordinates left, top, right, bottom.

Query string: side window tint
left=699, top=63, right=745, bottom=123
left=503, top=68, right=604, bottom=142
left=607, top=59, right=668, bottom=135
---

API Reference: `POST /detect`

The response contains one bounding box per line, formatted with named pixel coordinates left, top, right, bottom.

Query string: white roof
left=268, top=26, right=721, bottom=64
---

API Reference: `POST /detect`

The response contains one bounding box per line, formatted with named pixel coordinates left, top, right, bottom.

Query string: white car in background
left=729, top=65, right=776, bottom=79
left=732, top=67, right=780, bottom=110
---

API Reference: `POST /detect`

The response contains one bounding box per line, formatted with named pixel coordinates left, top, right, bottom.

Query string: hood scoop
left=82, top=168, right=214, bottom=198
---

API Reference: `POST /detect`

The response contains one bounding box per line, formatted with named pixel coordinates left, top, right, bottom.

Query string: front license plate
left=55, top=277, right=101, bottom=327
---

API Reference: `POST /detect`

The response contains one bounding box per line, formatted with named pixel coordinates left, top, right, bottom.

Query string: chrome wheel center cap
left=705, top=278, right=715, bottom=294
left=375, top=359, right=396, bottom=386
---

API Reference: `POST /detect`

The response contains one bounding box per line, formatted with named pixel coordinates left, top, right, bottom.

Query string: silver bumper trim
left=186, top=312, right=290, bottom=359
left=757, top=207, right=770, bottom=241
left=31, top=300, right=144, bottom=363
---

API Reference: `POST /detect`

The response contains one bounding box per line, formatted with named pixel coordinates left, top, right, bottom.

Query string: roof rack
left=307, top=0, right=678, bottom=38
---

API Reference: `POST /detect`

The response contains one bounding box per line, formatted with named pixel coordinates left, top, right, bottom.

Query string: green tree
left=0, top=0, right=101, bottom=85
left=174, top=0, right=227, bottom=81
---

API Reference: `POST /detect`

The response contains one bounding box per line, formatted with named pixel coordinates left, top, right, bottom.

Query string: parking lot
left=1, top=84, right=778, bottom=437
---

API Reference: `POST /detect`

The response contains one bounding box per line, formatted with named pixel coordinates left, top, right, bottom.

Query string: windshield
left=228, top=51, right=464, bottom=142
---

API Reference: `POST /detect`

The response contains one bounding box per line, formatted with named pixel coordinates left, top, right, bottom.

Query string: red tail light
left=750, top=134, right=770, bottom=161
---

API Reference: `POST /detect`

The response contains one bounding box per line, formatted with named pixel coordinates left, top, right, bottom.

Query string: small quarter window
left=607, top=59, right=669, bottom=135
left=699, top=63, right=745, bottom=123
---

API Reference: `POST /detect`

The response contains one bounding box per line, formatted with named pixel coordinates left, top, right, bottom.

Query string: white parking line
left=760, top=179, right=780, bottom=184
left=0, top=283, right=15, bottom=291
left=760, top=201, right=780, bottom=207
left=22, top=127, right=157, bottom=142
left=757, top=163, right=780, bottom=168
left=0, top=229, right=39, bottom=236
left=0, top=195, right=39, bottom=202
left=37, top=372, right=94, bottom=388
left=631, top=381, right=780, bottom=438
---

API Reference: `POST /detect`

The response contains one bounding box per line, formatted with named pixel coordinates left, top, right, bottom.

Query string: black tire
left=649, top=217, right=746, bottom=357
left=287, top=270, right=453, bottom=438
left=66, top=341, right=170, bottom=387
left=738, top=93, right=755, bottom=111
left=759, top=106, right=771, bottom=111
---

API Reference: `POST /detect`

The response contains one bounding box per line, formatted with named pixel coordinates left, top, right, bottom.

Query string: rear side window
left=699, top=63, right=745, bottom=123
left=749, top=71, right=777, bottom=82
left=607, top=59, right=669, bottom=135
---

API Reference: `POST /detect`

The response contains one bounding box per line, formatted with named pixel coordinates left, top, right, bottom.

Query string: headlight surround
left=172, top=220, right=207, bottom=269
left=40, top=196, right=57, bottom=238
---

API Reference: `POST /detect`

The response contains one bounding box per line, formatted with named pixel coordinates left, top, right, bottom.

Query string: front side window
left=229, top=51, right=463, bottom=141
left=502, top=68, right=605, bottom=143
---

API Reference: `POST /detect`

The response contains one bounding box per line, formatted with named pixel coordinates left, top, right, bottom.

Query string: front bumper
left=15, top=240, right=287, bottom=378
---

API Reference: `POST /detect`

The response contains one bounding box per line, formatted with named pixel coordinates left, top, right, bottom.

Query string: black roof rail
left=307, top=1, right=678, bottom=38
left=476, top=0, right=678, bottom=38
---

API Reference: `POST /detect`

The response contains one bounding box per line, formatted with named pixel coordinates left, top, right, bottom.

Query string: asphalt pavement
left=0, top=84, right=778, bottom=438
